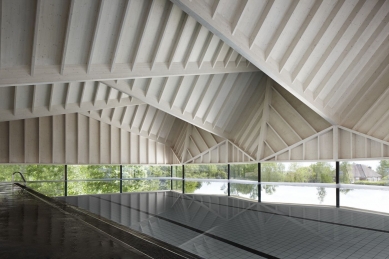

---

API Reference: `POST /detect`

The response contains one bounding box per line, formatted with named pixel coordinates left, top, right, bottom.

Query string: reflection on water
left=261, top=185, right=336, bottom=206
left=230, top=183, right=258, bottom=200
left=188, top=181, right=227, bottom=195
left=340, top=188, right=389, bottom=213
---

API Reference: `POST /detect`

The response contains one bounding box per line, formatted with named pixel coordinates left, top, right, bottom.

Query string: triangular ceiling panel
left=172, top=0, right=389, bottom=127
left=263, top=126, right=389, bottom=162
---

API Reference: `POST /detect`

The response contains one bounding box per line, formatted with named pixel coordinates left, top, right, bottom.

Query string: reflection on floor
left=0, top=183, right=198, bottom=259
left=59, top=191, right=389, bottom=259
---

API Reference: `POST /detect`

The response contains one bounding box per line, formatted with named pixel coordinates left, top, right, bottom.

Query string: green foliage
left=340, top=162, right=353, bottom=184
left=67, top=165, right=120, bottom=195
left=28, top=182, right=64, bottom=197
left=183, top=164, right=228, bottom=193
left=68, top=165, right=119, bottom=180
left=122, top=179, right=170, bottom=193
left=261, top=163, right=285, bottom=182
left=230, top=164, right=258, bottom=181
left=172, top=179, right=182, bottom=192
left=184, top=181, right=203, bottom=194
left=123, top=165, right=170, bottom=178
left=0, top=164, right=65, bottom=196
left=261, top=162, right=335, bottom=203
left=0, top=164, right=26, bottom=182
left=230, top=183, right=258, bottom=200
left=185, top=164, right=227, bottom=179
left=172, top=166, right=182, bottom=178
left=376, top=160, right=389, bottom=178
left=261, top=162, right=335, bottom=183
left=353, top=180, right=389, bottom=186
left=262, top=185, right=277, bottom=194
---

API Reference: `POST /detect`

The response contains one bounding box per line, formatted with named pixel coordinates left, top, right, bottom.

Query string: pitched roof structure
left=1, top=0, right=389, bottom=164
left=351, top=164, right=382, bottom=179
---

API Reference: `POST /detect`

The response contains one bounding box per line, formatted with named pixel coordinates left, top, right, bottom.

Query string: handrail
left=12, top=172, right=27, bottom=187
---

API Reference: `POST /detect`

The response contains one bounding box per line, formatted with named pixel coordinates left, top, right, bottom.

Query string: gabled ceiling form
left=172, top=0, right=389, bottom=126
left=172, top=123, right=225, bottom=163
left=185, top=140, right=256, bottom=164
left=0, top=82, right=143, bottom=122
left=264, top=126, right=389, bottom=161
left=103, top=71, right=261, bottom=138
left=0, top=0, right=257, bottom=87
left=231, top=77, right=331, bottom=160
left=1, top=0, right=389, bottom=164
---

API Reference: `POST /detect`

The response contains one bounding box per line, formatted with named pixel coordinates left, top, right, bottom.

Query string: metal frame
left=64, top=165, right=68, bottom=196
left=182, top=164, right=185, bottom=194
left=227, top=164, right=230, bottom=196
left=336, top=161, right=340, bottom=208
left=258, top=162, right=261, bottom=203
left=120, top=165, right=123, bottom=193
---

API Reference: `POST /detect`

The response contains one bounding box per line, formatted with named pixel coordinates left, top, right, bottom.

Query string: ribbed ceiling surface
left=1, top=0, right=388, bottom=163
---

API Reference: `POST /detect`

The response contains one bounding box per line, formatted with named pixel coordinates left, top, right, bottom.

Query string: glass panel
left=184, top=164, right=228, bottom=179
left=122, top=179, right=170, bottom=192
left=340, top=188, right=389, bottom=213
left=23, top=165, right=64, bottom=181
left=230, top=183, right=258, bottom=200
left=172, top=165, right=182, bottom=178
left=184, top=181, right=227, bottom=195
left=172, top=180, right=182, bottom=192
left=68, top=180, right=120, bottom=195
left=0, top=165, right=64, bottom=182
left=230, top=164, right=258, bottom=181
left=261, top=185, right=336, bottom=206
left=122, top=165, right=171, bottom=178
left=68, top=165, right=120, bottom=180
left=261, top=162, right=336, bottom=183
left=340, top=160, right=389, bottom=185
left=28, top=182, right=64, bottom=197
left=0, top=165, right=26, bottom=182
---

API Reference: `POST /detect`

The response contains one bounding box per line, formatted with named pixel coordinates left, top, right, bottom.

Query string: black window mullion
left=228, top=164, right=231, bottom=196
left=120, top=165, right=123, bottom=193
left=182, top=164, right=185, bottom=194
left=336, top=161, right=340, bottom=208
left=64, top=165, right=68, bottom=197
left=258, top=163, right=261, bottom=203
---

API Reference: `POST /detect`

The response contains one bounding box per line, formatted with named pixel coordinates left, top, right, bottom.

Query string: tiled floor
left=61, top=191, right=389, bottom=259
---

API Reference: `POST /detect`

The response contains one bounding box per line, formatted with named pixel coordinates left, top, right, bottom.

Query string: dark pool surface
left=0, top=183, right=197, bottom=259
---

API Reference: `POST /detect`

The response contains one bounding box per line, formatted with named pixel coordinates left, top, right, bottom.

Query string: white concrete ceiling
left=1, top=0, right=389, bottom=163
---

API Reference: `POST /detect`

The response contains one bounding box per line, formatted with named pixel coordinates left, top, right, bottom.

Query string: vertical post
left=258, top=163, right=261, bottom=203
left=64, top=165, right=68, bottom=197
left=336, top=161, right=340, bottom=208
left=182, top=164, right=185, bottom=194
left=227, top=164, right=231, bottom=196
left=170, top=165, right=173, bottom=191
left=120, top=165, right=123, bottom=193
